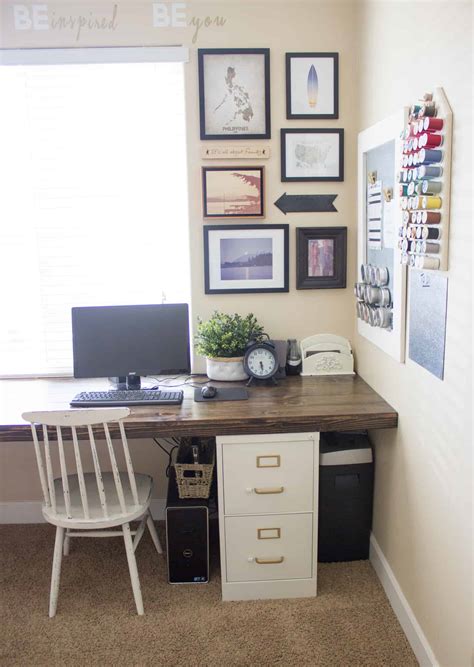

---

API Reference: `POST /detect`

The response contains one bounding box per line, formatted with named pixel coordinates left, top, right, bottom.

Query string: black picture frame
left=285, top=52, right=339, bottom=120
left=296, top=226, right=347, bottom=289
left=281, top=128, right=344, bottom=182
left=202, top=166, right=265, bottom=219
left=198, top=48, right=271, bottom=141
left=204, top=224, right=289, bottom=294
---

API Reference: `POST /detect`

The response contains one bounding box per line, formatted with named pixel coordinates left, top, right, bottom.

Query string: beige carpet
left=0, top=523, right=417, bottom=667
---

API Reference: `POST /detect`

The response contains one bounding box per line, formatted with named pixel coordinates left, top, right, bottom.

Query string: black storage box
left=318, top=431, right=374, bottom=562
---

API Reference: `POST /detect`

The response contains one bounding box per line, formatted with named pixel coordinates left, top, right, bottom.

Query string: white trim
left=370, top=533, right=439, bottom=667
left=0, top=46, right=189, bottom=66
left=0, top=498, right=166, bottom=524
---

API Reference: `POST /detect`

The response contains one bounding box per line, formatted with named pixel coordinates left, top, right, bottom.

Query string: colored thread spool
left=410, top=212, right=418, bottom=224
left=407, top=169, right=414, bottom=181
left=421, top=226, right=441, bottom=240
left=423, top=117, right=443, bottom=132
left=401, top=238, right=409, bottom=252
left=421, top=180, right=442, bottom=194
left=421, top=241, right=440, bottom=254
left=415, top=183, right=423, bottom=195
left=403, top=211, right=411, bottom=224
left=408, top=153, right=414, bottom=167
left=418, top=148, right=443, bottom=164
left=412, top=137, right=419, bottom=151
left=402, top=155, right=409, bottom=168
left=408, top=226, right=417, bottom=239
left=416, top=210, right=423, bottom=224
left=419, top=132, right=443, bottom=148
left=415, top=226, right=423, bottom=239
left=409, top=254, right=416, bottom=267
left=415, top=240, right=423, bottom=254
left=410, top=240, right=417, bottom=252
left=415, top=256, right=440, bottom=270
left=400, top=184, right=409, bottom=196
left=410, top=104, right=422, bottom=116
left=418, top=103, right=437, bottom=118
left=420, top=210, right=441, bottom=224
left=407, top=182, right=416, bottom=196
left=401, top=197, right=408, bottom=210
left=422, top=196, right=442, bottom=210
left=417, top=165, right=443, bottom=179
left=411, top=196, right=420, bottom=210
left=417, top=119, right=424, bottom=134
left=401, top=252, right=409, bottom=265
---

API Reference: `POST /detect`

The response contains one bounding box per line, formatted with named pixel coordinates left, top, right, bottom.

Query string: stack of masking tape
left=398, top=92, right=445, bottom=270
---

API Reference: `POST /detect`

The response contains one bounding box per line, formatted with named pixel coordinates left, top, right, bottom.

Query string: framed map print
left=281, top=128, right=344, bottom=182
left=198, top=49, right=271, bottom=140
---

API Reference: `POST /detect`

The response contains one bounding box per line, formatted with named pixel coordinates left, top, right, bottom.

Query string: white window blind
left=0, top=55, right=190, bottom=377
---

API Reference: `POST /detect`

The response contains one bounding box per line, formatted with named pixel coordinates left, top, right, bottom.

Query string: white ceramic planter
left=206, top=357, right=248, bottom=382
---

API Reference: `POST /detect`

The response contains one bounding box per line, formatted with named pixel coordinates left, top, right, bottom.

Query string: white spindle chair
left=21, top=407, right=162, bottom=617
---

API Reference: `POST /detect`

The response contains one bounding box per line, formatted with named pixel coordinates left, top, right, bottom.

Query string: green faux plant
left=195, top=311, right=265, bottom=359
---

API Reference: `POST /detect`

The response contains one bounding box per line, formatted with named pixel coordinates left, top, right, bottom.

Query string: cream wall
left=354, top=2, right=473, bottom=666
left=0, top=1, right=359, bottom=500
left=0, top=3, right=472, bottom=665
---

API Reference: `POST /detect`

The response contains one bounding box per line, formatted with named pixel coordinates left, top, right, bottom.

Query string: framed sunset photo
left=202, top=166, right=264, bottom=219
left=286, top=52, right=339, bottom=119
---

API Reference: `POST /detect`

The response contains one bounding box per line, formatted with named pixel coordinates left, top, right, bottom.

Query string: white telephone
left=299, top=334, right=355, bottom=376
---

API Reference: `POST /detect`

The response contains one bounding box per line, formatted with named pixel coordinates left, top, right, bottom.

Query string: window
left=0, top=49, right=190, bottom=377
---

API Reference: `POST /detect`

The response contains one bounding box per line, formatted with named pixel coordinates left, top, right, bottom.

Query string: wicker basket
left=174, top=450, right=215, bottom=499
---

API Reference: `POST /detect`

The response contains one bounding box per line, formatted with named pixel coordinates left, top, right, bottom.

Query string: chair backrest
left=21, top=408, right=138, bottom=520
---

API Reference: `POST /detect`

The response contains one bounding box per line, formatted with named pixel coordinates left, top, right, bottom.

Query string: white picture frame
left=357, top=109, right=408, bottom=362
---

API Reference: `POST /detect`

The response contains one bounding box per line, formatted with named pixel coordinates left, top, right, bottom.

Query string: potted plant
left=195, top=311, right=265, bottom=381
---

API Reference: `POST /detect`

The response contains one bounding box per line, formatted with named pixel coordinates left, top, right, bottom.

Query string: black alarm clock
left=243, top=338, right=279, bottom=386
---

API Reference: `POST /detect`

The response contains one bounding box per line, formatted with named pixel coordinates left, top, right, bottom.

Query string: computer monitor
left=71, top=303, right=190, bottom=388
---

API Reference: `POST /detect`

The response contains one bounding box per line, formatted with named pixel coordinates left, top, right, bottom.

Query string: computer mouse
left=201, top=385, right=217, bottom=399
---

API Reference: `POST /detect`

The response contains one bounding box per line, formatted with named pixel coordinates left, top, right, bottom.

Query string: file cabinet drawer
left=222, top=440, right=314, bottom=515
left=225, top=513, right=313, bottom=582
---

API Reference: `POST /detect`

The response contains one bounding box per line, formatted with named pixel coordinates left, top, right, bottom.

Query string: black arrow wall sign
left=274, top=193, right=338, bottom=214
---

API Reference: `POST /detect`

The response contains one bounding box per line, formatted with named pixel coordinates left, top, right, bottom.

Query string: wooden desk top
left=0, top=375, right=397, bottom=441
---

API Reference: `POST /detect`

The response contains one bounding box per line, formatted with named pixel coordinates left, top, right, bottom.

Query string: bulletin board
left=356, top=109, right=408, bottom=362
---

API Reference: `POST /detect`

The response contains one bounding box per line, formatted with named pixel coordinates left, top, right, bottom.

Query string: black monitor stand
left=108, top=374, right=142, bottom=390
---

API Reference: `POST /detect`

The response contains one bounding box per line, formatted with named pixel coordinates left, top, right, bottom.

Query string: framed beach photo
left=198, top=48, right=271, bottom=140
left=281, top=128, right=344, bottom=182
left=296, top=227, right=347, bottom=289
left=203, top=224, right=289, bottom=294
left=286, top=52, right=339, bottom=119
left=202, top=166, right=264, bottom=218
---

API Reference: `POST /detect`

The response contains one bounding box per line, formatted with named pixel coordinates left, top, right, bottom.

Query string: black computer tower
left=166, top=468, right=209, bottom=584
left=318, top=431, right=374, bottom=562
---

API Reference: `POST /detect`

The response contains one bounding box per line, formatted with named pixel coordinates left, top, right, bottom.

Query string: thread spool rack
left=397, top=87, right=452, bottom=271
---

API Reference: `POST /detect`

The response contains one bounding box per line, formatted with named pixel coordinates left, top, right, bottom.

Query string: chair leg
left=146, top=511, right=163, bottom=555
left=49, top=526, right=65, bottom=618
left=63, top=530, right=70, bottom=556
left=122, top=522, right=144, bottom=615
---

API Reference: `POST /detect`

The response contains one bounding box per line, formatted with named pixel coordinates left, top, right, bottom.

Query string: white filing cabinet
left=216, top=432, right=319, bottom=601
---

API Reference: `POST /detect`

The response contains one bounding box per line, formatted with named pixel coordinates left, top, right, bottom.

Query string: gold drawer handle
left=256, top=455, right=281, bottom=468
left=255, top=557, right=284, bottom=565
left=258, top=527, right=281, bottom=540
left=254, top=486, right=284, bottom=495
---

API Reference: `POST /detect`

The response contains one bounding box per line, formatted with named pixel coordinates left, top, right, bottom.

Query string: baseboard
left=370, top=533, right=439, bottom=667
left=0, top=499, right=167, bottom=524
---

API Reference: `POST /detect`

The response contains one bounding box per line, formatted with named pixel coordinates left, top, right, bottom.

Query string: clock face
left=245, top=345, right=278, bottom=379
